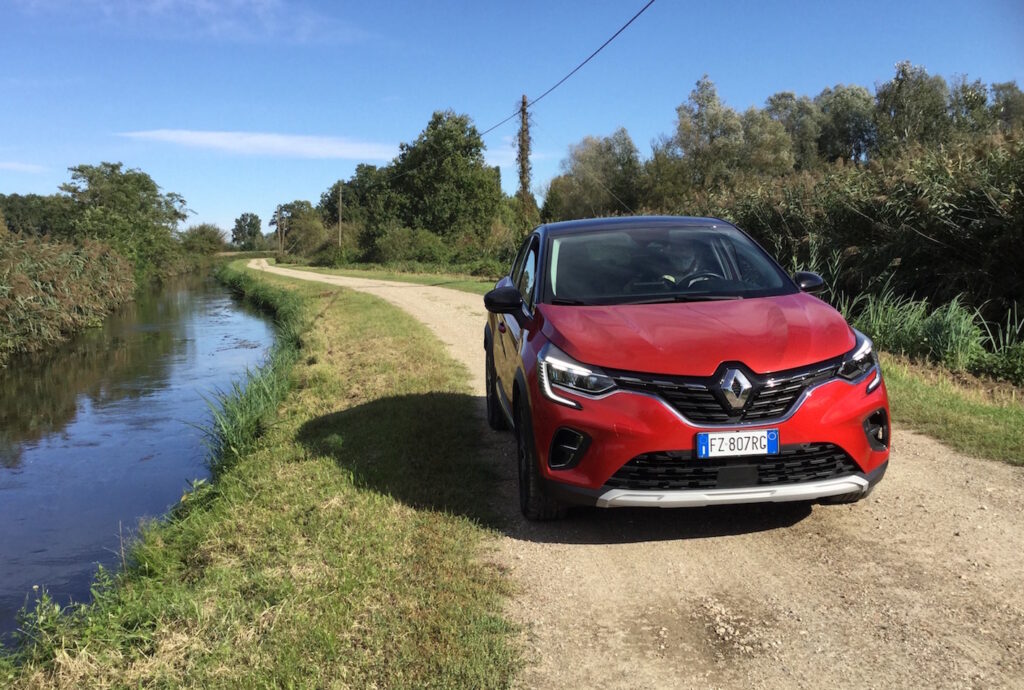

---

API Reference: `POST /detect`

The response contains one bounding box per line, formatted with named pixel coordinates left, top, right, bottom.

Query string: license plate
left=696, top=429, right=779, bottom=459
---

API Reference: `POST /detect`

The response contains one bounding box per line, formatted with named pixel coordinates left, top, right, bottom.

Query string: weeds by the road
left=0, top=261, right=517, bottom=688
left=882, top=354, right=1024, bottom=465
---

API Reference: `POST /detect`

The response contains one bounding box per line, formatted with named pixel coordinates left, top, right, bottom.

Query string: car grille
left=609, top=360, right=839, bottom=424
left=604, top=443, right=859, bottom=491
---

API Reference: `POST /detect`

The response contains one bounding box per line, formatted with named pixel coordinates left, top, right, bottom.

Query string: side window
left=516, top=243, right=539, bottom=310
left=509, top=236, right=532, bottom=281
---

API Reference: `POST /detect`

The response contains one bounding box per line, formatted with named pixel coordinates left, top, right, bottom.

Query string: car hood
left=538, top=293, right=854, bottom=377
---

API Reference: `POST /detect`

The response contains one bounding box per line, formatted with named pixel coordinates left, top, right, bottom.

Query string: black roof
left=541, top=215, right=735, bottom=236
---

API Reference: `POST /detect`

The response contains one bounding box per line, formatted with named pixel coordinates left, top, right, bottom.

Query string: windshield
left=544, top=226, right=796, bottom=305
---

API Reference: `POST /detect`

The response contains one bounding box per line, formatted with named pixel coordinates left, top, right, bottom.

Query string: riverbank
left=1, top=260, right=518, bottom=687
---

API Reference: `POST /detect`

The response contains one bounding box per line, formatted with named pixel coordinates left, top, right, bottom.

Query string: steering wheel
left=683, top=271, right=725, bottom=287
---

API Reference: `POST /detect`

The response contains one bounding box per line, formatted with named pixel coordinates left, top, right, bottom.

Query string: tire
left=485, top=346, right=508, bottom=431
left=515, top=401, right=567, bottom=521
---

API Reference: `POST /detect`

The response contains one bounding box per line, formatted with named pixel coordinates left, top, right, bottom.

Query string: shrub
left=374, top=226, right=449, bottom=263
left=0, top=235, right=135, bottom=365
left=180, top=223, right=227, bottom=255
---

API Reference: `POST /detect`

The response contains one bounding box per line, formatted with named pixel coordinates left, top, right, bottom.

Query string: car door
left=496, top=235, right=540, bottom=404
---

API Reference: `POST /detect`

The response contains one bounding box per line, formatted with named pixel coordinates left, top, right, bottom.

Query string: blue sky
left=2, top=0, right=1023, bottom=234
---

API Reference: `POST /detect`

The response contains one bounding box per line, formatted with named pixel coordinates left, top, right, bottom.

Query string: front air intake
left=548, top=428, right=590, bottom=469
left=863, top=408, right=890, bottom=451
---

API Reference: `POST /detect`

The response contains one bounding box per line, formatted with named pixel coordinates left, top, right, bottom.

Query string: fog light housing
left=548, top=428, right=590, bottom=469
left=863, top=408, right=890, bottom=451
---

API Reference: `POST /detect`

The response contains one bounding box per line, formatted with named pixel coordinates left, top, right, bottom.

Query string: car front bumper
left=528, top=368, right=891, bottom=507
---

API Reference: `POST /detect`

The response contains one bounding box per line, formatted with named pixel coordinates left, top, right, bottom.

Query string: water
left=0, top=273, right=275, bottom=638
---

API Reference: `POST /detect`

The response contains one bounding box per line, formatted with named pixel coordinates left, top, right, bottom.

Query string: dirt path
left=251, top=260, right=1024, bottom=689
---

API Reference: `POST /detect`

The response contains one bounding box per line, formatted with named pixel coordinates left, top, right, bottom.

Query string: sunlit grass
left=882, top=353, right=1024, bottom=465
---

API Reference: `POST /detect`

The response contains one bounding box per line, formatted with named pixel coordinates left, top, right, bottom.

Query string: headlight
left=538, top=343, right=615, bottom=408
left=838, top=330, right=879, bottom=382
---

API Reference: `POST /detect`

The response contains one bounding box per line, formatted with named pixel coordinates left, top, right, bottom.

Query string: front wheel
left=515, top=403, right=567, bottom=521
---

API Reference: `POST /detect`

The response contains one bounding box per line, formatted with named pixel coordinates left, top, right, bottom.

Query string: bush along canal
left=0, top=270, right=275, bottom=639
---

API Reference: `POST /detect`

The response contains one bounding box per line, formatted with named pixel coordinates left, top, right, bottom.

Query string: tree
left=549, top=128, right=642, bottom=220
left=874, top=61, right=950, bottom=153
left=948, top=76, right=991, bottom=134
left=673, top=76, right=744, bottom=187
left=270, top=200, right=325, bottom=255
left=740, top=107, right=795, bottom=176
left=231, top=212, right=262, bottom=250
left=0, top=193, right=76, bottom=237
left=515, top=95, right=539, bottom=228
left=991, top=81, right=1024, bottom=132
left=59, top=162, right=187, bottom=278
left=815, top=85, right=876, bottom=162
left=765, top=92, right=823, bottom=170
left=391, top=110, right=502, bottom=240
left=180, top=223, right=226, bottom=254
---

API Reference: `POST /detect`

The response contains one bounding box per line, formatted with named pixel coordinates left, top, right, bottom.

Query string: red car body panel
left=539, top=293, right=855, bottom=377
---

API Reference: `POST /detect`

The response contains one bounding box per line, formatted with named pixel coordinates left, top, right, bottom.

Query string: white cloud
left=120, top=129, right=397, bottom=160
left=15, top=0, right=371, bottom=44
left=0, top=161, right=47, bottom=173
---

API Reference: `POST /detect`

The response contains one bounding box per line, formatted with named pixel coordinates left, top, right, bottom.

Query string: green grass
left=297, top=264, right=496, bottom=295
left=882, top=353, right=1024, bottom=465
left=1, top=260, right=517, bottom=688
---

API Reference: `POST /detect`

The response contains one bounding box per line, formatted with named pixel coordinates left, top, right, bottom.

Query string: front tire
left=515, top=402, right=567, bottom=521
left=485, top=347, right=508, bottom=431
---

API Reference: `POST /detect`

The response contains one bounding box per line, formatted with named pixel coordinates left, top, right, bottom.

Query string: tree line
left=542, top=62, right=1023, bottom=219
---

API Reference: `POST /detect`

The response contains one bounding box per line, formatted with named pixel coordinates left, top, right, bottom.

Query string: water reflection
left=0, top=274, right=274, bottom=638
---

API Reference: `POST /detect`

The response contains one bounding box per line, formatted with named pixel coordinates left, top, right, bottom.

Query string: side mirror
left=793, top=271, right=826, bottom=294
left=484, top=286, right=524, bottom=314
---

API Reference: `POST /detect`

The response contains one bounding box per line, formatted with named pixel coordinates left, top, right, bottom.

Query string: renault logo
left=720, top=369, right=752, bottom=410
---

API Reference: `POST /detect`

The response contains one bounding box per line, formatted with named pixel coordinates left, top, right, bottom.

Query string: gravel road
left=251, top=260, right=1024, bottom=689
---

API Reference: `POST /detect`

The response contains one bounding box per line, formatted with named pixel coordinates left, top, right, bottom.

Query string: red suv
left=484, top=216, right=889, bottom=520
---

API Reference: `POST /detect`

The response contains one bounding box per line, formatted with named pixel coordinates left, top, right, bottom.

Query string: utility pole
left=337, top=182, right=343, bottom=248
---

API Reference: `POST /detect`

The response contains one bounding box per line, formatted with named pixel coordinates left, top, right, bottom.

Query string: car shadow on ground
left=296, top=392, right=813, bottom=545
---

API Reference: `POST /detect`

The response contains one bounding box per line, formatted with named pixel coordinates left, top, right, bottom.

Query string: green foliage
left=391, top=110, right=502, bottom=239
left=0, top=234, right=135, bottom=366
left=542, top=127, right=642, bottom=220
left=179, top=223, right=226, bottom=255
left=271, top=200, right=326, bottom=256
left=59, top=162, right=188, bottom=282
left=673, top=75, right=745, bottom=187
left=814, top=84, right=875, bottom=162
left=991, top=81, right=1024, bottom=132
left=0, top=193, right=75, bottom=237
left=765, top=92, right=823, bottom=170
left=230, top=211, right=262, bottom=250
left=374, top=225, right=450, bottom=263
left=874, top=61, right=950, bottom=154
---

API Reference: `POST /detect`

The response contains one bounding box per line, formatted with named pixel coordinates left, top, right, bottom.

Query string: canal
left=0, top=272, right=275, bottom=638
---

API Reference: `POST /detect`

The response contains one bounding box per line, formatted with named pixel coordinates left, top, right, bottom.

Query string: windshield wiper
left=622, top=294, right=744, bottom=305
left=550, top=298, right=589, bottom=306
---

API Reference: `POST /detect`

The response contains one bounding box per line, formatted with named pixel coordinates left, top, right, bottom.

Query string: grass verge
left=882, top=353, right=1024, bottom=465
left=0, top=260, right=517, bottom=688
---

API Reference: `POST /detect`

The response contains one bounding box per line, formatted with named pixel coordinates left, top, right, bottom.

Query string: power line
left=345, top=2, right=656, bottom=194
left=479, top=0, right=656, bottom=137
